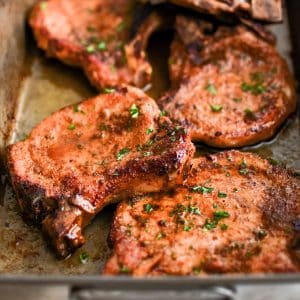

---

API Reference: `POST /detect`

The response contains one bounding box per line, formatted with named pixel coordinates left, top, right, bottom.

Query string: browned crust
left=7, top=86, right=195, bottom=257
left=104, top=151, right=300, bottom=276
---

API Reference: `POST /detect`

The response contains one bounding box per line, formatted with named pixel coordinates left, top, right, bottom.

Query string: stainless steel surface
left=0, top=1, right=299, bottom=299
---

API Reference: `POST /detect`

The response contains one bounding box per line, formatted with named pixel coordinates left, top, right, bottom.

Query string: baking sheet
left=0, top=5, right=299, bottom=276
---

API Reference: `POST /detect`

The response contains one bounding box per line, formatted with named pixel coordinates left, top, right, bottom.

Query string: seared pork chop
left=146, top=0, right=282, bottom=22
left=160, top=16, right=296, bottom=148
left=29, top=0, right=163, bottom=89
left=104, top=151, right=300, bottom=275
left=7, top=86, right=194, bottom=258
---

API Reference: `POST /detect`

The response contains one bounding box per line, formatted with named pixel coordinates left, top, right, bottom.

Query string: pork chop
left=146, top=0, right=282, bottom=22
left=160, top=16, right=296, bottom=148
left=104, top=151, right=300, bottom=276
left=7, top=86, right=195, bottom=258
left=29, top=0, right=163, bottom=89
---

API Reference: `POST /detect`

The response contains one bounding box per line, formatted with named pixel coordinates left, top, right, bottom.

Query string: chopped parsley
left=102, top=88, right=115, bottom=94
left=116, top=21, right=126, bottom=32
left=143, top=151, right=152, bottom=157
left=97, top=41, right=107, bottom=51
left=220, top=223, right=228, bottom=230
left=218, top=191, right=227, bottom=198
left=156, top=231, right=166, bottom=240
left=188, top=206, right=201, bottom=215
left=183, top=225, right=192, bottom=232
left=146, top=128, right=154, bottom=135
left=268, top=157, right=279, bottom=166
left=120, top=265, right=130, bottom=273
left=73, top=104, right=85, bottom=114
left=239, top=159, right=249, bottom=175
left=160, top=110, right=167, bottom=117
left=203, top=210, right=230, bottom=230
left=130, top=104, right=139, bottom=119
left=144, top=203, right=153, bottom=214
left=193, top=267, right=201, bottom=274
left=210, top=104, right=223, bottom=112
left=239, top=169, right=249, bottom=175
left=241, top=82, right=266, bottom=95
left=116, top=147, right=130, bottom=161
left=206, top=83, right=217, bottom=96
left=232, top=97, right=242, bottom=103
left=86, top=44, right=95, bottom=53
left=79, top=252, right=89, bottom=264
left=68, top=123, right=76, bottom=130
left=98, top=123, right=110, bottom=131
left=191, top=185, right=214, bottom=194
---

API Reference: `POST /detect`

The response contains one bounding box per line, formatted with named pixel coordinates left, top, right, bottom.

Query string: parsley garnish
left=160, top=110, right=167, bottom=117
left=68, top=123, right=76, bottom=130
left=156, top=231, right=166, bottom=240
left=241, top=82, right=266, bottom=95
left=130, top=104, right=139, bottom=119
left=232, top=98, right=242, bottom=103
left=98, top=41, right=107, bottom=51
left=218, top=191, right=227, bottom=198
left=120, top=265, right=130, bottom=273
left=103, top=88, right=115, bottom=94
left=79, top=252, right=89, bottom=264
left=220, top=224, right=228, bottom=230
left=188, top=206, right=201, bottom=215
left=144, top=203, right=153, bottom=214
left=116, top=148, right=130, bottom=161
left=116, top=21, right=126, bottom=32
left=191, top=185, right=214, bottom=194
left=73, top=104, right=85, bottom=114
left=253, top=228, right=267, bottom=240
left=206, top=83, right=217, bottom=96
left=146, top=128, right=154, bottom=135
left=210, top=104, right=223, bottom=112
left=184, top=225, right=192, bottom=232
left=86, top=44, right=95, bottom=53
left=244, top=108, right=257, bottom=121
left=203, top=210, right=230, bottom=230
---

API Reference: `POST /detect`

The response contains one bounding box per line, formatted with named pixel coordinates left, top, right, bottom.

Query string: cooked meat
left=146, top=0, right=282, bottom=22
left=7, top=86, right=195, bottom=258
left=29, top=0, right=163, bottom=89
left=160, top=16, right=296, bottom=148
left=104, top=150, right=300, bottom=276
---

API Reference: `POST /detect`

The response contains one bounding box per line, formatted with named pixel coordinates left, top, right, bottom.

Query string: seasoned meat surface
left=147, top=0, right=282, bottom=22
left=29, top=0, right=163, bottom=89
left=160, top=16, right=296, bottom=147
left=104, top=151, right=300, bottom=276
left=7, top=86, right=194, bottom=258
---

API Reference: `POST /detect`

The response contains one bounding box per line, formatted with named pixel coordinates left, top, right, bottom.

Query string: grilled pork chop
left=160, top=16, right=296, bottom=148
left=146, top=0, right=282, bottom=22
left=7, top=86, right=194, bottom=258
left=104, top=151, right=300, bottom=275
left=29, top=0, right=163, bottom=89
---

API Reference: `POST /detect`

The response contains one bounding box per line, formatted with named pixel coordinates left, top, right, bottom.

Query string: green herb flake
left=116, top=21, right=126, bottom=32
left=193, top=267, right=201, bottom=274
left=146, top=128, right=154, bottom=135
left=244, top=108, right=257, bottom=121
left=210, top=104, right=223, bottom=112
left=97, top=41, right=107, bottom=51
left=103, top=88, right=116, bottom=94
left=220, top=223, right=228, bottom=230
left=206, top=83, right=217, bottom=96
left=160, top=110, right=167, bottom=117
left=184, top=225, right=192, bottom=232
left=239, top=168, right=249, bottom=175
left=130, top=104, right=139, bottom=119
left=214, top=210, right=230, bottom=220
left=218, top=191, right=227, bottom=198
left=144, top=203, right=153, bottom=214
left=68, top=123, right=76, bottom=130
left=241, top=82, right=266, bottom=95
left=156, top=231, right=166, bottom=240
left=116, top=147, right=130, bottom=161
left=232, top=98, right=242, bottom=103
left=213, top=203, right=218, bottom=209
left=188, top=206, right=201, bottom=215
left=191, top=185, right=214, bottom=194
left=79, top=252, right=89, bottom=264
left=143, top=151, right=152, bottom=157
left=268, top=157, right=279, bottom=166
left=120, top=265, right=130, bottom=273
left=73, top=104, right=85, bottom=114
left=86, top=44, right=95, bottom=53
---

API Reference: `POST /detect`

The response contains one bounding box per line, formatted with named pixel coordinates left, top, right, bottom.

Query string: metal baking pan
left=0, top=1, right=299, bottom=299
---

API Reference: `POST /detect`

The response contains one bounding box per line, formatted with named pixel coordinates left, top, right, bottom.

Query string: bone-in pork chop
left=29, top=0, right=163, bottom=89
left=7, top=86, right=194, bottom=258
left=160, top=16, right=296, bottom=148
left=104, top=151, right=300, bottom=275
